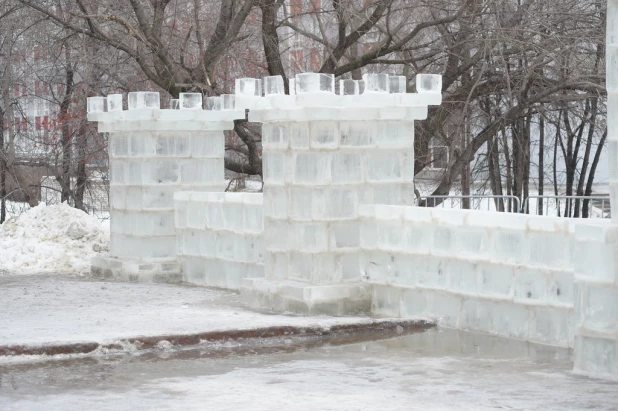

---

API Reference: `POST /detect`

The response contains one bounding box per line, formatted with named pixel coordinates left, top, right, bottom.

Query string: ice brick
left=296, top=222, right=329, bottom=252
left=513, top=268, right=547, bottom=302
left=128, top=92, right=160, bottom=109
left=574, top=336, right=618, bottom=378
left=264, top=76, right=285, bottom=95
left=295, top=73, right=335, bottom=93
left=294, top=152, right=330, bottom=185
left=191, top=133, right=224, bottom=158
left=179, top=93, right=202, bottom=109
left=608, top=45, right=618, bottom=93
left=319, top=188, right=357, bottom=220
left=339, top=79, right=357, bottom=95
left=263, top=185, right=287, bottom=219
left=143, top=186, right=175, bottom=209
left=107, top=94, right=123, bottom=111
left=142, top=159, right=179, bottom=184
left=87, top=97, right=107, bottom=113
left=340, top=122, right=375, bottom=147
left=263, top=152, right=287, bottom=185
left=330, top=221, right=360, bottom=249
left=310, top=122, right=338, bottom=149
left=289, top=123, right=310, bottom=149
left=221, top=94, right=236, bottom=110
left=478, top=263, right=513, bottom=298
left=262, top=124, right=288, bottom=149
left=584, top=285, right=618, bottom=331
left=289, top=187, right=313, bottom=221
left=111, top=134, right=129, bottom=157
left=289, top=252, right=312, bottom=282
left=416, top=74, right=442, bottom=93
left=389, top=76, right=406, bottom=94
left=235, top=78, right=262, bottom=96
left=205, top=96, right=222, bottom=110
left=366, top=151, right=402, bottom=182
left=331, top=152, right=362, bottom=184
left=362, top=73, right=389, bottom=93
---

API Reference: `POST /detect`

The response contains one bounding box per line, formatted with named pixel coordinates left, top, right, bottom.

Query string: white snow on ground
left=0, top=275, right=372, bottom=348
left=0, top=203, right=109, bottom=275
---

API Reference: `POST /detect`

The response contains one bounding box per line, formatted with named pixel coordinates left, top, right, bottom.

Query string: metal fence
left=40, top=176, right=110, bottom=221
left=419, top=194, right=611, bottom=219
left=418, top=195, right=522, bottom=213
left=523, top=195, right=610, bottom=219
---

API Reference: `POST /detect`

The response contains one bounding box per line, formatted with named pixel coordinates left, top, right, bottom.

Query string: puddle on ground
left=0, top=327, right=573, bottom=396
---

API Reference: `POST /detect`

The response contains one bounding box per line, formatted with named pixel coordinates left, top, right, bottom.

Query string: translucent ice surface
left=389, top=76, right=406, bottom=94
left=609, top=46, right=618, bottom=93
left=339, top=79, right=357, bottom=95
left=87, top=97, right=107, bottom=113
left=128, top=92, right=160, bottom=109
left=416, top=74, right=442, bottom=93
left=609, top=0, right=618, bottom=44
left=295, top=73, right=335, bottom=93
left=205, top=96, right=222, bottom=110
left=170, top=99, right=180, bottom=110
left=107, top=94, right=123, bottom=111
left=179, top=93, right=203, bottom=109
left=235, top=78, right=262, bottom=96
left=289, top=79, right=296, bottom=96
left=221, top=94, right=236, bottom=110
left=362, top=74, right=389, bottom=93
left=263, top=76, right=285, bottom=95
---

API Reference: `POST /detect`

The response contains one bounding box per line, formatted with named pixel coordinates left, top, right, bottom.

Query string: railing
left=523, top=195, right=611, bottom=219
left=418, top=195, right=522, bottom=213
left=419, top=194, right=611, bottom=218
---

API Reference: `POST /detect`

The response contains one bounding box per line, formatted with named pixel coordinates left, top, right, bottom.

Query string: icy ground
left=0, top=274, right=373, bottom=347
left=0, top=203, right=109, bottom=275
left=1, top=328, right=618, bottom=410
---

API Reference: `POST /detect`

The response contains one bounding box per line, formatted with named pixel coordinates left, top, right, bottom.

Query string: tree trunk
left=74, top=125, right=87, bottom=211
left=523, top=113, right=531, bottom=213
left=60, top=65, right=75, bottom=204
left=538, top=113, right=545, bottom=215
left=501, top=126, right=514, bottom=212
left=461, top=114, right=471, bottom=210
left=553, top=122, right=560, bottom=217
left=260, top=0, right=288, bottom=93
left=488, top=135, right=504, bottom=212
left=583, top=129, right=607, bottom=218
left=0, top=106, right=5, bottom=223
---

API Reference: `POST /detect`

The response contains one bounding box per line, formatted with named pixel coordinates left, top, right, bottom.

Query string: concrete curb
left=0, top=318, right=435, bottom=358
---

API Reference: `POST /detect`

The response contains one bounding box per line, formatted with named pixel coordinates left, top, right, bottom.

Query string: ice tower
left=236, top=73, right=442, bottom=314
left=87, top=92, right=245, bottom=281
left=571, top=0, right=618, bottom=381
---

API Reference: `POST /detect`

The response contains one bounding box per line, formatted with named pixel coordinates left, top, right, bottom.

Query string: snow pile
left=0, top=202, right=109, bottom=274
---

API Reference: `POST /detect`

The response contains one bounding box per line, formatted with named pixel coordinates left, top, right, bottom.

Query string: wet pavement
left=1, top=328, right=618, bottom=410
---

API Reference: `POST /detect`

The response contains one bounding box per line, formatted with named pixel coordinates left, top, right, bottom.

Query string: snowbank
left=0, top=203, right=109, bottom=274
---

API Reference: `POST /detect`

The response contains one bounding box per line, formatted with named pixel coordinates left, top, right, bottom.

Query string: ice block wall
left=87, top=92, right=245, bottom=281
left=174, top=192, right=264, bottom=289
left=572, top=223, right=618, bottom=380
left=610, top=0, right=618, bottom=224
left=237, top=73, right=442, bottom=314
left=572, top=0, right=618, bottom=379
left=361, top=205, right=580, bottom=348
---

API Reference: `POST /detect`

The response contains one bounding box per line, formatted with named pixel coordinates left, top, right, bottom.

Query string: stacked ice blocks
left=174, top=192, right=264, bottom=290
left=571, top=4, right=618, bottom=378
left=572, top=222, right=618, bottom=380
left=237, top=72, right=443, bottom=314
left=87, top=92, right=244, bottom=281
left=360, top=205, right=577, bottom=348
